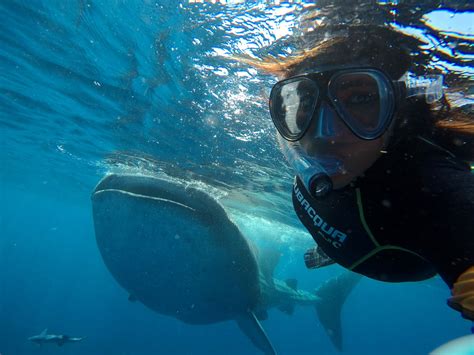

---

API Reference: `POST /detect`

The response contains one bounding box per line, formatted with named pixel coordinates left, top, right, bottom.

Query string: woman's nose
left=309, top=102, right=338, bottom=138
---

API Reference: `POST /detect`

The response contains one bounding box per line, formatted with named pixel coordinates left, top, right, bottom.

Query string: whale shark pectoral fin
left=314, top=271, right=362, bottom=351
left=255, top=309, right=268, bottom=321
left=235, top=311, right=277, bottom=355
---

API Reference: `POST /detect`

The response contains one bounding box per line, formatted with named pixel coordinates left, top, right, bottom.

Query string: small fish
left=28, top=329, right=85, bottom=347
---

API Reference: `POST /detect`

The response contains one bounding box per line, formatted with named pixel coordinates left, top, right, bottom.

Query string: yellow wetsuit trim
left=348, top=245, right=428, bottom=270
left=355, top=188, right=380, bottom=247
left=348, top=188, right=428, bottom=270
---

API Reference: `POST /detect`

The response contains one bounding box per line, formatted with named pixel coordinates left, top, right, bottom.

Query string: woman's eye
left=300, top=96, right=313, bottom=107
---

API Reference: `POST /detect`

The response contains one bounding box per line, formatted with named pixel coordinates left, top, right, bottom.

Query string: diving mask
left=269, top=66, right=443, bottom=142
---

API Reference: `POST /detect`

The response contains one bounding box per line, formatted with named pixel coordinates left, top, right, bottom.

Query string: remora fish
left=91, top=174, right=361, bottom=354
left=28, top=328, right=85, bottom=347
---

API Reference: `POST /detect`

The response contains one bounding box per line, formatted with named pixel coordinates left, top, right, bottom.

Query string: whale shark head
left=92, top=174, right=260, bottom=324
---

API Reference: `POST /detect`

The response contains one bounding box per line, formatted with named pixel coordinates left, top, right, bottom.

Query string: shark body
left=28, top=329, right=85, bottom=347
left=91, top=174, right=360, bottom=354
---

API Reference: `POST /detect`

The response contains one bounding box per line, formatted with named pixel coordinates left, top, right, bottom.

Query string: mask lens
left=329, top=71, right=392, bottom=139
left=270, top=77, right=319, bottom=140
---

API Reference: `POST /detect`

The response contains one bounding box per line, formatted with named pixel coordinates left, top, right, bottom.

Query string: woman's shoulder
left=362, top=135, right=471, bottom=199
left=415, top=135, right=471, bottom=175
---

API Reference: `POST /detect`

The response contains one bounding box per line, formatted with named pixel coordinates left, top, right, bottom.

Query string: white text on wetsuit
left=294, top=182, right=347, bottom=249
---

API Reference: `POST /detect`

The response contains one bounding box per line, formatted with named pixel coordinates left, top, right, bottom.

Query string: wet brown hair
left=236, top=26, right=412, bottom=80
left=234, top=26, right=473, bottom=159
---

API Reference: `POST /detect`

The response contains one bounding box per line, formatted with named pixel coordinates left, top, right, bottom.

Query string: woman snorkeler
left=238, top=26, right=474, bottom=321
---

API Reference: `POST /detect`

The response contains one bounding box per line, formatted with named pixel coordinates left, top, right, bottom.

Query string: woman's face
left=299, top=110, right=388, bottom=189
left=285, top=66, right=392, bottom=189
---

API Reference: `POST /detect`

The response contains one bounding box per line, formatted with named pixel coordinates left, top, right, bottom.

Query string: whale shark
left=91, top=174, right=361, bottom=354
left=28, top=329, right=85, bottom=347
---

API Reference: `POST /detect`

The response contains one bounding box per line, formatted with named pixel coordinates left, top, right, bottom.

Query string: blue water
left=1, top=1, right=472, bottom=354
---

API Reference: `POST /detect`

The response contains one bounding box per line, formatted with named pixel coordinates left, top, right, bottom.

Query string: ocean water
left=1, top=1, right=473, bottom=354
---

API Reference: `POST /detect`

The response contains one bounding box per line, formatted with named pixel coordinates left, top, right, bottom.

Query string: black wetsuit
left=293, top=136, right=474, bottom=288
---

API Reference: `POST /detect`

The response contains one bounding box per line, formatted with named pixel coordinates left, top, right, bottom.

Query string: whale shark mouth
left=95, top=188, right=196, bottom=212
left=93, top=174, right=196, bottom=211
